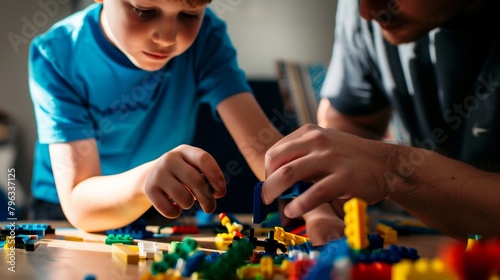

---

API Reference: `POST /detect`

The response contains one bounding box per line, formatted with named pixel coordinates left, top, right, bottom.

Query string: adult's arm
left=262, top=123, right=500, bottom=242
left=317, top=97, right=392, bottom=138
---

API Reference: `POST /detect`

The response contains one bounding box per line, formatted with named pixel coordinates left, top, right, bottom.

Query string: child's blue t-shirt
left=29, top=4, right=251, bottom=204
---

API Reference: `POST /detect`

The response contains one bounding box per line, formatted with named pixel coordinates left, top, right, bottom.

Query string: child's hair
left=180, top=0, right=212, bottom=8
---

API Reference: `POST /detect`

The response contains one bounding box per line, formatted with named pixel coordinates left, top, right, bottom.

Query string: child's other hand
left=144, top=144, right=226, bottom=219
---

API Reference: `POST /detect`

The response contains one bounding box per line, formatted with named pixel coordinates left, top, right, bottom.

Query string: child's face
left=96, top=0, right=207, bottom=71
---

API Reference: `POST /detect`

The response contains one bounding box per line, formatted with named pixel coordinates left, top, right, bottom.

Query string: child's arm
left=216, top=92, right=283, bottom=180
left=50, top=140, right=226, bottom=232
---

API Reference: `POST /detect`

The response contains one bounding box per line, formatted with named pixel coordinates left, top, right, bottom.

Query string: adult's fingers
left=283, top=174, right=349, bottom=218
left=265, top=124, right=323, bottom=177
left=262, top=152, right=330, bottom=204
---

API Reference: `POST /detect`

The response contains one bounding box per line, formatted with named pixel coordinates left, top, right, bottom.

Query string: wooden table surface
left=0, top=216, right=456, bottom=280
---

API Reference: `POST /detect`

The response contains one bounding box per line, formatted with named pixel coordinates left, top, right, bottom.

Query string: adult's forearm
left=317, top=98, right=390, bottom=140
left=387, top=144, right=500, bottom=241
left=63, top=161, right=156, bottom=232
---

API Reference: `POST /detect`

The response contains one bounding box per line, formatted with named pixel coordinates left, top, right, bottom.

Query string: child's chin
left=135, top=62, right=168, bottom=71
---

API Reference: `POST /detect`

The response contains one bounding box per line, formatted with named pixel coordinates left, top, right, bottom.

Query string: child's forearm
left=233, top=130, right=282, bottom=181
left=63, top=160, right=156, bottom=232
left=387, top=145, right=500, bottom=241
left=217, top=92, right=284, bottom=181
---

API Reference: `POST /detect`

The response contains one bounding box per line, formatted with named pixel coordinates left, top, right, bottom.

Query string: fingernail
left=218, top=180, right=226, bottom=188
left=284, top=206, right=296, bottom=218
left=261, top=191, right=268, bottom=205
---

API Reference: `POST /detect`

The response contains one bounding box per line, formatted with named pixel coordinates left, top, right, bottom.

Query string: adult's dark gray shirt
left=321, top=0, right=500, bottom=172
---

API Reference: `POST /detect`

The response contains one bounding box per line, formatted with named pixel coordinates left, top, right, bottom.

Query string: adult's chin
left=380, top=27, right=428, bottom=45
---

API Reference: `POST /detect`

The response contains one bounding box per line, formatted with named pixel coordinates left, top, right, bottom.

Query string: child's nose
left=152, top=20, right=177, bottom=46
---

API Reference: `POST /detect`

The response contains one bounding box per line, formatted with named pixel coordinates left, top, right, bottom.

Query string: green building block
left=105, top=234, right=133, bottom=245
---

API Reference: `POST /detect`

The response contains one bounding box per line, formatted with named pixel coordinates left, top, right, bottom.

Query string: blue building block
left=388, top=244, right=420, bottom=260
left=83, top=274, right=97, bottom=280
left=253, top=181, right=313, bottom=224
left=183, top=251, right=206, bottom=277
left=349, top=244, right=419, bottom=264
left=195, top=210, right=215, bottom=225
left=288, top=241, right=315, bottom=254
left=14, top=235, right=31, bottom=249
left=253, top=182, right=268, bottom=224
left=367, top=233, right=384, bottom=250
left=279, top=181, right=313, bottom=199
left=304, top=238, right=350, bottom=280
left=350, top=248, right=401, bottom=264
left=105, top=218, right=153, bottom=239
left=2, top=223, right=54, bottom=237
left=225, top=213, right=242, bottom=225
left=25, top=239, right=40, bottom=251
left=205, top=252, right=221, bottom=264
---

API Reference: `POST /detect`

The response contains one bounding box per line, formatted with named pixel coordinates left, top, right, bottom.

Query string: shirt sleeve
left=320, top=0, right=389, bottom=115
left=29, top=37, right=96, bottom=144
left=194, top=9, right=252, bottom=113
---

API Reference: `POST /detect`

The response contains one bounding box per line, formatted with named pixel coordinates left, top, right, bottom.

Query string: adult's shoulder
left=334, top=0, right=376, bottom=51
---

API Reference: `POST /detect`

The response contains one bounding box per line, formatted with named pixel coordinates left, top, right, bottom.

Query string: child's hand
left=144, top=144, right=227, bottom=218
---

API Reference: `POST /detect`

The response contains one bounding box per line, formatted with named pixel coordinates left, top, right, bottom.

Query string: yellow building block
left=215, top=233, right=234, bottom=251
left=4, top=236, right=15, bottom=249
left=112, top=243, right=140, bottom=264
left=376, top=223, right=398, bottom=244
left=490, top=274, right=500, bottom=280
left=392, top=259, right=455, bottom=280
left=274, top=227, right=309, bottom=246
left=344, top=198, right=369, bottom=250
left=220, top=213, right=243, bottom=237
left=237, top=256, right=291, bottom=279
left=140, top=269, right=182, bottom=280
left=64, top=235, right=83, bottom=242
left=466, top=234, right=481, bottom=251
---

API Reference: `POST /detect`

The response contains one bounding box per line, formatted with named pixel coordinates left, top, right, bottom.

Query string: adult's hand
left=262, top=124, right=392, bottom=219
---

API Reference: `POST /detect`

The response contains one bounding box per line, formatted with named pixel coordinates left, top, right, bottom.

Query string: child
left=29, top=0, right=282, bottom=232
